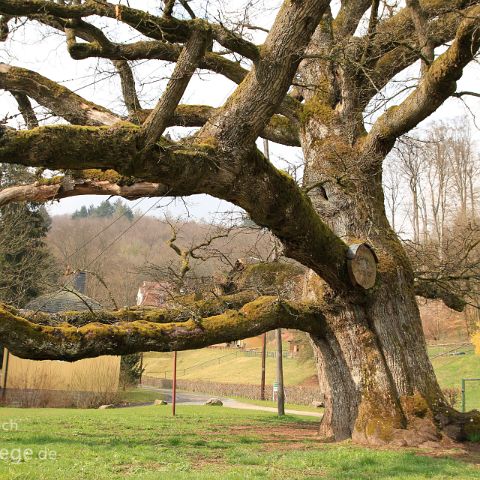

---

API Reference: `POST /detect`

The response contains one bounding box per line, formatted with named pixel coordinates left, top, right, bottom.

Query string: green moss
left=464, top=415, right=480, bottom=439
left=233, top=262, right=305, bottom=293
left=401, top=392, right=431, bottom=419
left=79, top=169, right=122, bottom=183
left=36, top=175, right=64, bottom=186
left=267, top=114, right=298, bottom=140
left=300, top=97, right=335, bottom=126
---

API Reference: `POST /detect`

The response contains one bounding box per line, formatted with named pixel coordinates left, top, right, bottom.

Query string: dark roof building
left=25, top=290, right=102, bottom=314
left=24, top=271, right=102, bottom=313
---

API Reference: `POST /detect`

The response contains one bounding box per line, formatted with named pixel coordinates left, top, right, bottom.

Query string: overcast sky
left=0, top=0, right=478, bottom=222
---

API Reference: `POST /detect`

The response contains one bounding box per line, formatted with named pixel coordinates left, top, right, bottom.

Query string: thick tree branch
left=29, top=14, right=301, bottom=123
left=198, top=0, right=330, bottom=149
left=112, top=60, right=142, bottom=116
left=357, top=0, right=479, bottom=106
left=406, top=0, right=435, bottom=73
left=414, top=280, right=467, bottom=312
left=362, top=0, right=477, bottom=64
left=362, top=6, right=480, bottom=158
left=334, top=0, right=371, bottom=38
left=0, top=173, right=169, bottom=207
left=0, top=63, right=120, bottom=126
left=0, top=60, right=297, bottom=145
left=0, top=297, right=326, bottom=361
left=61, top=24, right=249, bottom=85
left=0, top=13, right=10, bottom=40
left=132, top=105, right=300, bottom=147
left=50, top=14, right=249, bottom=87
left=0, top=124, right=350, bottom=291
left=163, top=0, right=175, bottom=18
left=139, top=25, right=210, bottom=149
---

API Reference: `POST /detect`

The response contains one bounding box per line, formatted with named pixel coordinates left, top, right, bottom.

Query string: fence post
left=461, top=378, right=466, bottom=413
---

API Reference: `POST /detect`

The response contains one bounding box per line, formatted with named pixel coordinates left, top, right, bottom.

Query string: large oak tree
left=0, top=0, right=479, bottom=445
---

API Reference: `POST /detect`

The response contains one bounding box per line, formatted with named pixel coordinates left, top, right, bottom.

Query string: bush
left=120, top=353, right=145, bottom=390
left=443, top=387, right=461, bottom=407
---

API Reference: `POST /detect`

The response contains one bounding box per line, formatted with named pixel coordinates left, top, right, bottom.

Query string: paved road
left=139, top=386, right=323, bottom=418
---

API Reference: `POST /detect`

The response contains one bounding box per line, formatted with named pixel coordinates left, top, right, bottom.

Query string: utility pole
left=276, top=329, right=285, bottom=416
left=261, top=138, right=270, bottom=404
left=263, top=138, right=284, bottom=414
left=172, top=351, right=177, bottom=416
left=260, top=333, right=266, bottom=400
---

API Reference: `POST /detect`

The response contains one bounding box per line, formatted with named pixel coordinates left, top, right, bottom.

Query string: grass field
left=0, top=406, right=479, bottom=480
left=143, top=349, right=316, bottom=386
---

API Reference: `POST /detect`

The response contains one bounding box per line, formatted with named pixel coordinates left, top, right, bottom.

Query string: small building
left=0, top=272, right=121, bottom=407
left=137, top=280, right=175, bottom=307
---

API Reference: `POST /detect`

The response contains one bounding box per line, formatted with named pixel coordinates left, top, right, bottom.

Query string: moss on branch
left=0, top=296, right=325, bottom=361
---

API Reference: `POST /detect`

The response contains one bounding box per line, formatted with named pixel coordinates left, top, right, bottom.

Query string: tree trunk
left=300, top=121, right=479, bottom=445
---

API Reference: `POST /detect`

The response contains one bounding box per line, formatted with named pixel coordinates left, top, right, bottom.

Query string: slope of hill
left=143, top=349, right=316, bottom=386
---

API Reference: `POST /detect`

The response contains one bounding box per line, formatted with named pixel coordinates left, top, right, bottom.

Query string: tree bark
left=301, top=118, right=479, bottom=445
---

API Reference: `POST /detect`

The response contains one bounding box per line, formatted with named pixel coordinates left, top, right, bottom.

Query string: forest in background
left=46, top=210, right=276, bottom=308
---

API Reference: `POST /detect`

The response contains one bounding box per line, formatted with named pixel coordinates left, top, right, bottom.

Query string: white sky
left=0, top=0, right=478, bottom=221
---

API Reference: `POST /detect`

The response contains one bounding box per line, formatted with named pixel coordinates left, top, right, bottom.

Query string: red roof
left=136, top=281, right=175, bottom=307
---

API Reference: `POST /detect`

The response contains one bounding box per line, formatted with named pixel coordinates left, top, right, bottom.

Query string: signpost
left=272, top=381, right=279, bottom=400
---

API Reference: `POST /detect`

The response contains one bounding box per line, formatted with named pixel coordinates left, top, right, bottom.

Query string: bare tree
left=0, top=0, right=480, bottom=445
left=450, top=121, right=478, bottom=221
left=395, top=137, right=427, bottom=242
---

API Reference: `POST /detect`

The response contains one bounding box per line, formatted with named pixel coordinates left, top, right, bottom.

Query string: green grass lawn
left=430, top=347, right=480, bottom=411
left=0, top=406, right=478, bottom=480
left=227, top=396, right=323, bottom=413
left=118, top=388, right=166, bottom=404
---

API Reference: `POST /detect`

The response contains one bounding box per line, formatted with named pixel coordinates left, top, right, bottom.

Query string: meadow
left=0, top=406, right=479, bottom=480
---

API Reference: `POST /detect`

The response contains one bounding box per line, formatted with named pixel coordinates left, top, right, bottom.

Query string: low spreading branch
left=0, top=123, right=350, bottom=291
left=414, top=279, right=467, bottom=312
left=0, top=296, right=326, bottom=361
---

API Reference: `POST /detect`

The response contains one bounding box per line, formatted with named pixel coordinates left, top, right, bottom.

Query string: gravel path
left=139, top=386, right=323, bottom=418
